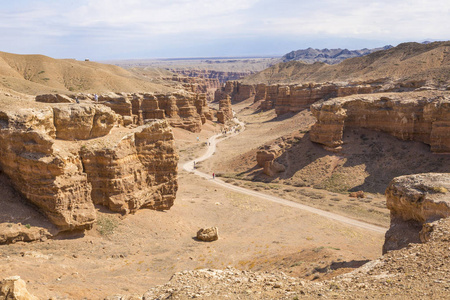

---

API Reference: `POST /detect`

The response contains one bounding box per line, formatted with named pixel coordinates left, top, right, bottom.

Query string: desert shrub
left=97, top=215, right=118, bottom=236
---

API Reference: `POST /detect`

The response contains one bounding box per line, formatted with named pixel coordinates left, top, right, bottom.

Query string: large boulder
left=0, top=223, right=52, bottom=245
left=383, top=173, right=450, bottom=253
left=53, top=104, right=118, bottom=140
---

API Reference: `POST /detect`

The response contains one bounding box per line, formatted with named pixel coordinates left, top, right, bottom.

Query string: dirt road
left=183, top=118, right=387, bottom=234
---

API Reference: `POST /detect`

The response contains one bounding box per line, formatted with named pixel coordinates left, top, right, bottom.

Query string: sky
left=1, top=0, right=449, bottom=60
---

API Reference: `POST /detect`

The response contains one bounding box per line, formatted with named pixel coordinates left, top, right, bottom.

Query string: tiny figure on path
left=75, top=97, right=80, bottom=104
left=94, top=94, right=98, bottom=102
left=212, top=173, right=215, bottom=179
left=193, top=161, right=196, bottom=169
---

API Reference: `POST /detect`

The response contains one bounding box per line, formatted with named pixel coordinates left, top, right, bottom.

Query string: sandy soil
left=0, top=119, right=385, bottom=299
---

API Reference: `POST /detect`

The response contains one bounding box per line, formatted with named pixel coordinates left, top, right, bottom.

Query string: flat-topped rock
left=0, top=100, right=179, bottom=231
left=310, top=91, right=450, bottom=153
left=383, top=173, right=450, bottom=253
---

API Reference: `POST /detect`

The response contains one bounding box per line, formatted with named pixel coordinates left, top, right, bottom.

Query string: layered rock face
left=265, top=83, right=374, bottom=115
left=217, top=81, right=374, bottom=115
left=0, top=102, right=178, bottom=231
left=81, top=120, right=178, bottom=214
left=256, top=144, right=286, bottom=176
left=214, top=81, right=256, bottom=103
left=383, top=173, right=450, bottom=253
left=310, top=91, right=450, bottom=153
left=216, top=96, right=233, bottom=124
left=0, top=105, right=99, bottom=230
left=165, top=75, right=221, bottom=101
left=98, top=91, right=208, bottom=133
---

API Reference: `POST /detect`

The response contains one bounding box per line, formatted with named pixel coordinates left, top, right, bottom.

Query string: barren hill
left=0, top=51, right=176, bottom=95
left=243, top=41, right=450, bottom=86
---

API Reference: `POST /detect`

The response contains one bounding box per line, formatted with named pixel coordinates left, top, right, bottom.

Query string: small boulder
left=0, top=276, right=39, bottom=300
left=196, top=227, right=219, bottom=242
left=349, top=191, right=365, bottom=198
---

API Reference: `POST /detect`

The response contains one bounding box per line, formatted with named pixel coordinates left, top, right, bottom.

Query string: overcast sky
left=1, top=0, right=449, bottom=60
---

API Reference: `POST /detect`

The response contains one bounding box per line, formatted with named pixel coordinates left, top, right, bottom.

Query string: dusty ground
left=198, top=101, right=391, bottom=227
left=0, top=118, right=385, bottom=299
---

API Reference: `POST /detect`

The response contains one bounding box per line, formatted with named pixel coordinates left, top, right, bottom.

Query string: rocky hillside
left=243, top=41, right=450, bottom=86
left=140, top=173, right=450, bottom=299
left=0, top=51, right=176, bottom=95
left=0, top=93, right=179, bottom=238
left=281, top=45, right=393, bottom=64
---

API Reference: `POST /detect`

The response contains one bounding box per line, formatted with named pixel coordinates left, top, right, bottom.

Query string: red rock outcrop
left=216, top=96, right=233, bottom=124
left=383, top=173, right=450, bottom=253
left=0, top=101, right=179, bottom=231
left=310, top=91, right=450, bottom=153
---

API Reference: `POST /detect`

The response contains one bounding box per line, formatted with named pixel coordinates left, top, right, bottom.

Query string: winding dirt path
left=182, top=118, right=387, bottom=234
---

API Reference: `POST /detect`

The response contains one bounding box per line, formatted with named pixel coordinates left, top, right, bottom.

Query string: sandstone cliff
left=0, top=100, right=178, bottom=231
left=214, top=81, right=256, bottom=103
left=310, top=91, right=450, bottom=153
left=383, top=173, right=450, bottom=253
left=216, top=95, right=233, bottom=124
left=37, top=91, right=211, bottom=133
left=217, top=81, right=376, bottom=115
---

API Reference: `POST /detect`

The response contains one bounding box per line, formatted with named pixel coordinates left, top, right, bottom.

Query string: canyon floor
left=0, top=107, right=386, bottom=299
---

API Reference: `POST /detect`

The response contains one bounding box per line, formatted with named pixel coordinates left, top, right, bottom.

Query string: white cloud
left=0, top=0, right=449, bottom=58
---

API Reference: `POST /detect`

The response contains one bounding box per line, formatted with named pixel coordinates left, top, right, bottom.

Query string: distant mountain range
left=243, top=41, right=450, bottom=85
left=281, top=45, right=393, bottom=64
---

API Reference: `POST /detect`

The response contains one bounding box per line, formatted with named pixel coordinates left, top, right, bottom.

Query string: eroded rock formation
left=217, top=81, right=376, bottom=115
left=99, top=92, right=207, bottom=133
left=383, top=173, right=450, bottom=253
left=214, top=81, right=256, bottom=103
left=0, top=102, right=178, bottom=231
left=80, top=119, right=178, bottom=214
left=256, top=144, right=286, bottom=176
left=0, top=276, right=39, bottom=300
left=216, top=95, right=233, bottom=124
left=0, top=223, right=52, bottom=245
left=310, top=91, right=450, bottom=153
left=37, top=91, right=212, bottom=133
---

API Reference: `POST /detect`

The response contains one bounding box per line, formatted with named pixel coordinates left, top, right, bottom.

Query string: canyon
left=1, top=41, right=450, bottom=300
left=0, top=96, right=179, bottom=233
